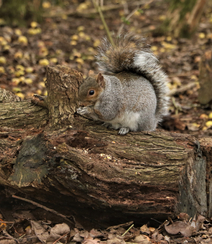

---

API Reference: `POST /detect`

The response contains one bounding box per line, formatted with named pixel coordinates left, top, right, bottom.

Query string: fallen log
left=0, top=65, right=211, bottom=229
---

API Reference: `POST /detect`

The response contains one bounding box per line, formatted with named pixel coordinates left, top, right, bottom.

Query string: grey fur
left=77, top=34, right=169, bottom=134
left=96, top=34, right=169, bottom=122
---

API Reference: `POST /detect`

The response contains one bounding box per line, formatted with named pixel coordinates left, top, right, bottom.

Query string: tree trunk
left=163, top=0, right=207, bottom=38
left=198, top=50, right=212, bottom=104
left=0, top=65, right=211, bottom=229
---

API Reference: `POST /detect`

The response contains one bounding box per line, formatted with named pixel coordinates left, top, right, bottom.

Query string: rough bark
left=0, top=65, right=210, bottom=229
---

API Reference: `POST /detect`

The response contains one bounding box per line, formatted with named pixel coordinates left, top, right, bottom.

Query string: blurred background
left=0, top=0, right=212, bottom=136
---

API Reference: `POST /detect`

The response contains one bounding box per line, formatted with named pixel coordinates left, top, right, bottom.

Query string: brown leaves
left=0, top=220, right=70, bottom=243
left=0, top=213, right=212, bottom=244
left=164, top=214, right=205, bottom=237
left=31, top=221, right=70, bottom=243
left=165, top=221, right=193, bottom=237
left=71, top=228, right=105, bottom=244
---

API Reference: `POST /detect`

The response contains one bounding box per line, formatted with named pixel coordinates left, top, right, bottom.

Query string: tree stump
left=45, top=66, right=83, bottom=128
left=0, top=65, right=211, bottom=229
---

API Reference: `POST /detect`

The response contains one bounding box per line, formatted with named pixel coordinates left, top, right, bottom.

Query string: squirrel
left=77, top=34, right=169, bottom=135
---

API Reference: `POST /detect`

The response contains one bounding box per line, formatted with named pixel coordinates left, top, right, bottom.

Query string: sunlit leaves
left=76, top=1, right=91, bottom=12
left=25, top=67, right=34, bottom=73
left=93, top=39, right=100, bottom=47
left=0, top=67, right=5, bottom=73
left=39, top=59, right=49, bottom=66
left=49, top=58, right=58, bottom=64
left=42, top=1, right=51, bottom=9
left=199, top=32, right=205, bottom=39
left=14, top=51, right=23, bottom=59
left=18, top=36, right=28, bottom=45
left=0, top=56, right=6, bottom=64
left=28, top=22, right=42, bottom=35
left=14, top=29, right=22, bottom=36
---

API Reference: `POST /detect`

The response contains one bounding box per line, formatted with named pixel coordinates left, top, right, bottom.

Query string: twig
left=123, top=1, right=129, bottom=15
left=118, top=0, right=155, bottom=36
left=118, top=7, right=139, bottom=36
left=2, top=230, right=18, bottom=242
left=168, top=82, right=197, bottom=96
left=121, top=223, right=134, bottom=236
left=12, top=195, right=74, bottom=225
left=100, top=0, right=103, bottom=8
left=157, top=219, right=169, bottom=230
left=92, top=0, right=114, bottom=46
left=150, top=218, right=162, bottom=224
left=106, top=221, right=133, bottom=230
left=52, top=232, right=69, bottom=244
left=0, top=220, right=14, bottom=224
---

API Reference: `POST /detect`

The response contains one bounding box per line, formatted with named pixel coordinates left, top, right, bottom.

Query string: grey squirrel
left=77, top=34, right=169, bottom=135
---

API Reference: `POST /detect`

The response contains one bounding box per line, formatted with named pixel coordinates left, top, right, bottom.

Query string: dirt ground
left=0, top=0, right=212, bottom=243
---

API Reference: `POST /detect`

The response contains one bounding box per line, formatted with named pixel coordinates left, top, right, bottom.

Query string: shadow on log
left=0, top=65, right=211, bottom=229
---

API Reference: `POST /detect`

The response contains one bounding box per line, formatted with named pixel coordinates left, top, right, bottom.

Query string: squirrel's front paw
left=77, top=106, right=100, bottom=121
left=77, top=107, right=88, bottom=115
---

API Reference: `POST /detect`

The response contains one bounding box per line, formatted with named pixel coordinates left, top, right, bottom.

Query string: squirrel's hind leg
left=118, top=127, right=130, bottom=135
left=102, top=122, right=113, bottom=128
left=102, top=122, right=127, bottom=134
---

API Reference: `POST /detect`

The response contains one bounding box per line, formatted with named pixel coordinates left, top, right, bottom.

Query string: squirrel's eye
left=89, top=90, right=95, bottom=96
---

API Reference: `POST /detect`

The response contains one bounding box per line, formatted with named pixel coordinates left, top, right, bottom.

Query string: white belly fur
left=108, top=111, right=140, bottom=131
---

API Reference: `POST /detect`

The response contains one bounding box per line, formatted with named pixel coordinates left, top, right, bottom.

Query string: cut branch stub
left=0, top=88, right=21, bottom=103
left=45, top=65, right=83, bottom=128
left=0, top=87, right=48, bottom=129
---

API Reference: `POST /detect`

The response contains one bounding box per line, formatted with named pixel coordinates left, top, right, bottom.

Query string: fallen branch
left=0, top=65, right=211, bottom=229
left=12, top=195, right=74, bottom=226
left=168, top=82, right=197, bottom=96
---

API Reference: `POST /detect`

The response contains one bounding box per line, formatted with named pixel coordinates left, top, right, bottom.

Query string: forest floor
left=0, top=0, right=212, bottom=243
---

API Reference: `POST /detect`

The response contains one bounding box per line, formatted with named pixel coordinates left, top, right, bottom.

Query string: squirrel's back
left=96, top=34, right=169, bottom=122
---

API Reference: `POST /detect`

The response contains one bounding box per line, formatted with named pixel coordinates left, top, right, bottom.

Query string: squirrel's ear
left=96, top=73, right=105, bottom=88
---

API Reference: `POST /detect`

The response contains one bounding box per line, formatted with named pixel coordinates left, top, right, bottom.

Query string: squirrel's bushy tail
left=96, top=33, right=169, bottom=121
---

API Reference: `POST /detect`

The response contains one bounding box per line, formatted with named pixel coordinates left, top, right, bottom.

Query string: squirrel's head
left=78, top=73, right=105, bottom=106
